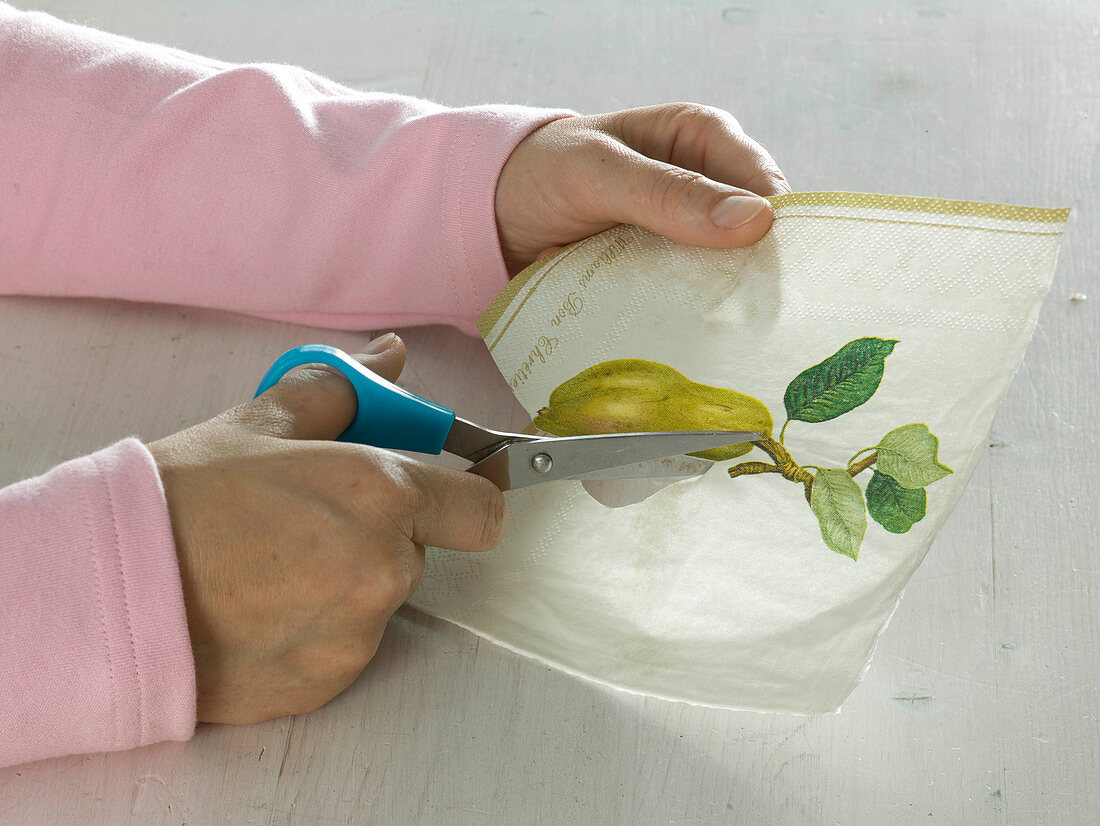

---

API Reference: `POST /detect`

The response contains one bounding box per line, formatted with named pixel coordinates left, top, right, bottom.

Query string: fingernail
left=363, top=332, right=397, bottom=354
left=709, top=195, right=767, bottom=229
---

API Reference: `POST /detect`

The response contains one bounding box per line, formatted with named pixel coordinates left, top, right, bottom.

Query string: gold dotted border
left=770, top=191, right=1070, bottom=223
left=476, top=193, right=1071, bottom=340
left=772, top=212, right=1066, bottom=237
left=476, top=234, right=602, bottom=339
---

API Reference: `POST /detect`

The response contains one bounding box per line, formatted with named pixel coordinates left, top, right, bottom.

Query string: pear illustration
left=533, top=359, right=773, bottom=460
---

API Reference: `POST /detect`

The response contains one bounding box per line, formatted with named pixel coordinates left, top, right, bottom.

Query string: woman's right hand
left=147, top=333, right=507, bottom=724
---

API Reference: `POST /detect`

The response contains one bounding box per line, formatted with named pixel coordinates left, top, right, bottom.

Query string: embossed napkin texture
left=411, top=192, right=1069, bottom=713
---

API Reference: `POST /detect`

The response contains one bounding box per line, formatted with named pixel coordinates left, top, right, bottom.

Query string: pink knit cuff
left=253, top=103, right=576, bottom=337
left=445, top=105, right=575, bottom=332
left=0, top=438, right=195, bottom=767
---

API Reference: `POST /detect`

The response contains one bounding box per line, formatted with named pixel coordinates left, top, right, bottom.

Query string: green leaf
left=866, top=470, right=927, bottom=534
left=875, top=423, right=954, bottom=489
left=784, top=337, right=898, bottom=423
left=809, top=468, right=867, bottom=560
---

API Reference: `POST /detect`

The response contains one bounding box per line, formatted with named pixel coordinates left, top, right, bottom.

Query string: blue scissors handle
left=254, top=344, right=456, bottom=454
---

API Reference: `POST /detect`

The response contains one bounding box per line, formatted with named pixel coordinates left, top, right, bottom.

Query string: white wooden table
left=1, top=1, right=1096, bottom=823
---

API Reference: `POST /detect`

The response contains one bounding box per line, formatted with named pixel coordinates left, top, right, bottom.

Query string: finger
left=586, top=139, right=775, bottom=249
left=353, top=332, right=407, bottom=384
left=396, top=459, right=509, bottom=552
left=243, top=333, right=407, bottom=440
left=603, top=103, right=791, bottom=197
left=535, top=245, right=564, bottom=262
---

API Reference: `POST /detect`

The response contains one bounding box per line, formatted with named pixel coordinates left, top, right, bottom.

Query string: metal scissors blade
left=255, top=345, right=760, bottom=492
left=463, top=429, right=761, bottom=491
left=566, top=453, right=715, bottom=481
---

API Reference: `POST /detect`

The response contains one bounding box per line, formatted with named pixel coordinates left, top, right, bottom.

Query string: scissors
left=255, top=344, right=760, bottom=491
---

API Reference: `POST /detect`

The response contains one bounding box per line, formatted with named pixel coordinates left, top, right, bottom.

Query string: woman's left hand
left=495, top=102, right=791, bottom=275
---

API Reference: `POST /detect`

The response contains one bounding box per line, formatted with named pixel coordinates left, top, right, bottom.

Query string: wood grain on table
left=0, top=1, right=1096, bottom=823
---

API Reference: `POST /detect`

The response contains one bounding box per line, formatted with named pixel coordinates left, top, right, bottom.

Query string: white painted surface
left=0, top=1, right=1096, bottom=823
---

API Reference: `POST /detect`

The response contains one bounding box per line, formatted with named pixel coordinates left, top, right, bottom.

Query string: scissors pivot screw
left=531, top=453, right=553, bottom=474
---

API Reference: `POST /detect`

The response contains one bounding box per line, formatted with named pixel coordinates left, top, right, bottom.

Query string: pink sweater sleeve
left=0, top=4, right=574, bottom=766
left=0, top=439, right=195, bottom=766
left=0, top=2, right=572, bottom=334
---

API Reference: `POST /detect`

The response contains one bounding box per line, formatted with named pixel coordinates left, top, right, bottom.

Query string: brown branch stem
left=728, top=436, right=817, bottom=504
left=728, top=439, right=881, bottom=507
left=726, top=461, right=781, bottom=479
left=847, top=451, right=878, bottom=478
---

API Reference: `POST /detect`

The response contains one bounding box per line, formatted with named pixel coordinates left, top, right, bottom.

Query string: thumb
left=595, top=147, right=773, bottom=249
left=244, top=333, right=407, bottom=440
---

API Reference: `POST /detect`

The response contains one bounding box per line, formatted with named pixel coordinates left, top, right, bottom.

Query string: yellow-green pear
left=533, top=359, right=772, bottom=460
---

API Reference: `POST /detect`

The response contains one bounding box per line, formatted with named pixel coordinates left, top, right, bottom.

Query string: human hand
left=147, top=334, right=507, bottom=724
left=495, top=103, right=791, bottom=274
